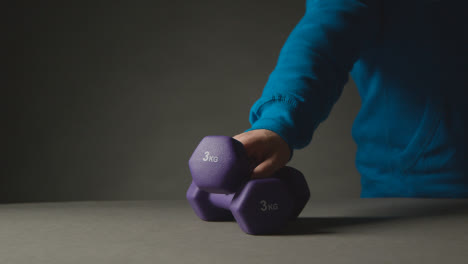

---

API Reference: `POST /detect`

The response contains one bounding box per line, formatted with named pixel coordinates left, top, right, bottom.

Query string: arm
left=247, top=0, right=381, bottom=149
left=236, top=0, right=381, bottom=178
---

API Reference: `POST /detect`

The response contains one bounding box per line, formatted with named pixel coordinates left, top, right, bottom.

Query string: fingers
left=251, top=157, right=283, bottom=179
left=233, top=133, right=261, bottom=161
left=233, top=130, right=291, bottom=179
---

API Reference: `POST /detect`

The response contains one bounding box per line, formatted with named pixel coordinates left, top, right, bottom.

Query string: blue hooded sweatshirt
left=247, top=0, right=468, bottom=197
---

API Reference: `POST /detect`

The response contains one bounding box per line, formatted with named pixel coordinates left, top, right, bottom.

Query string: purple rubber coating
left=231, top=178, right=293, bottom=235
left=189, top=136, right=251, bottom=194
left=273, top=167, right=311, bottom=220
left=186, top=179, right=294, bottom=235
left=186, top=182, right=234, bottom=221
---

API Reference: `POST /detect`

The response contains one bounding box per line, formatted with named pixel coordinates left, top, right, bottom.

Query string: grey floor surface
left=1, top=199, right=467, bottom=264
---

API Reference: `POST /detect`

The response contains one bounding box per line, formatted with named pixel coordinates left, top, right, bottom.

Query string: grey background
left=4, top=0, right=361, bottom=203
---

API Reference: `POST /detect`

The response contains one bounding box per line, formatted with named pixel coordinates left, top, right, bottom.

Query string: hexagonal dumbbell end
left=274, top=167, right=310, bottom=220
left=188, top=135, right=251, bottom=194
left=230, top=178, right=294, bottom=235
left=186, top=182, right=234, bottom=221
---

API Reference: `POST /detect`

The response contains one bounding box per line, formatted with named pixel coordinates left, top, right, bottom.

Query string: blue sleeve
left=247, top=0, right=381, bottom=150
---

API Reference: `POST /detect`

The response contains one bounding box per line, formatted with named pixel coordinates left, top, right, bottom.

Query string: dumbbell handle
left=208, top=192, right=235, bottom=210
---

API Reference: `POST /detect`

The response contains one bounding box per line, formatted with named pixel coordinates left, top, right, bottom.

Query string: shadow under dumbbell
left=278, top=216, right=395, bottom=236
left=276, top=200, right=468, bottom=236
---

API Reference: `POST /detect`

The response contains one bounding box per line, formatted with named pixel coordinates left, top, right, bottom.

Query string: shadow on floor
left=278, top=200, right=468, bottom=236
left=279, top=216, right=394, bottom=235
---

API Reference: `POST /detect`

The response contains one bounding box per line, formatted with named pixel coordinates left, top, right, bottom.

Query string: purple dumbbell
left=187, top=166, right=310, bottom=235
left=188, top=135, right=251, bottom=194
left=187, top=136, right=310, bottom=235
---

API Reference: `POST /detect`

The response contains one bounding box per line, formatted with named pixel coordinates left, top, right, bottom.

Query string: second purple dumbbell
left=187, top=136, right=310, bottom=235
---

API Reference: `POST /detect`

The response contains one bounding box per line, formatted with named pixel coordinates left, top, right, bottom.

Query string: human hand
left=233, top=129, right=291, bottom=179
